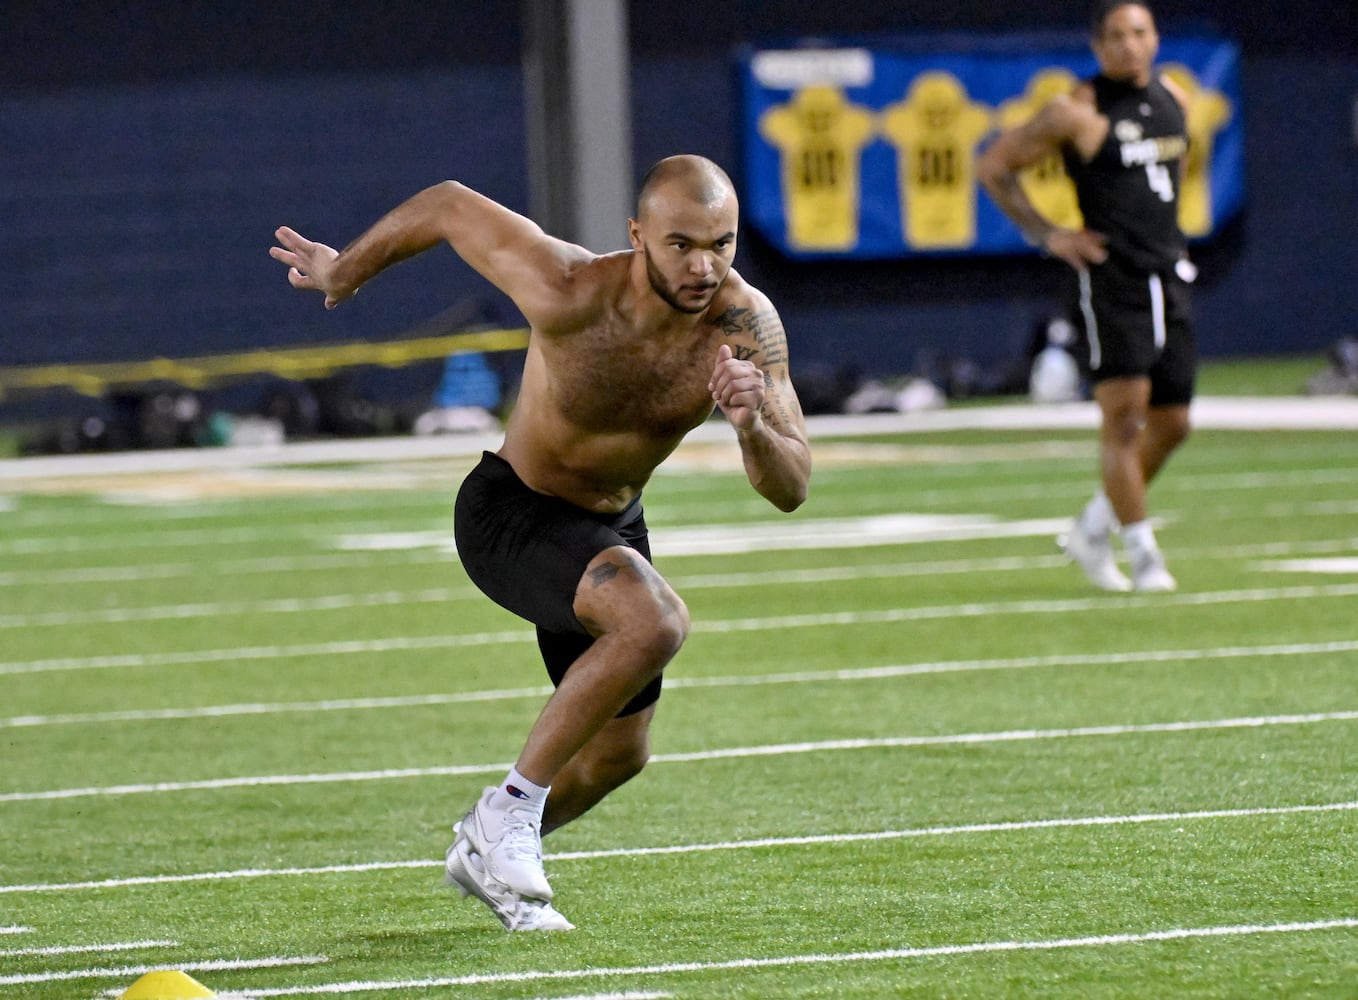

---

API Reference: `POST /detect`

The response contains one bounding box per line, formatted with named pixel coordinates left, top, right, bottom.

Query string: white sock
left=1081, top=491, right=1118, bottom=537
left=1120, top=519, right=1159, bottom=560
left=487, top=767, right=549, bottom=826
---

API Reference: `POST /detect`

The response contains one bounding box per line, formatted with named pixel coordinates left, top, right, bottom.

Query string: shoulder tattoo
left=711, top=305, right=788, bottom=367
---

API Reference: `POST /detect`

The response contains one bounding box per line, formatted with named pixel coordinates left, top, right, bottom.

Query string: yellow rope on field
left=0, top=327, right=530, bottom=399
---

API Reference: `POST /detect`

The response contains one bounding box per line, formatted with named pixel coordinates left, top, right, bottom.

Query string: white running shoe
left=1131, top=550, right=1178, bottom=592
left=444, top=837, right=574, bottom=932
left=454, top=786, right=553, bottom=900
left=1059, top=522, right=1132, bottom=592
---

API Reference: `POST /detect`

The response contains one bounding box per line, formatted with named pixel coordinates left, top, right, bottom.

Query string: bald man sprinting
left=271, top=155, right=811, bottom=931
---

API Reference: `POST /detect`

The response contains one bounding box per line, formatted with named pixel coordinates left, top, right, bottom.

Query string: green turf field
left=1, top=403, right=1355, bottom=998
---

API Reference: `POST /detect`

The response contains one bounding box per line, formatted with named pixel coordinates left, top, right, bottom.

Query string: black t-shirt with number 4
left=1063, top=73, right=1189, bottom=273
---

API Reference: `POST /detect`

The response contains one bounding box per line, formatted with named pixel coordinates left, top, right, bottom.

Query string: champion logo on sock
left=505, top=784, right=531, bottom=800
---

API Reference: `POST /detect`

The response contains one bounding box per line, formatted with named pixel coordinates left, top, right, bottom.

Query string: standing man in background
left=979, top=0, right=1193, bottom=593
left=271, top=155, right=811, bottom=931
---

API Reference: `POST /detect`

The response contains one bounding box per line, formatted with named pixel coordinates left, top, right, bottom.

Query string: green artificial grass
left=2, top=415, right=1356, bottom=998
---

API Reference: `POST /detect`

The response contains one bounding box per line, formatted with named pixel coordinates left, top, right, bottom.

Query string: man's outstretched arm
left=270, top=182, right=589, bottom=316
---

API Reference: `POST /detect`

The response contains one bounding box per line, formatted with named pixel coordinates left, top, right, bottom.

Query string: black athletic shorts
left=453, top=451, right=661, bottom=716
left=1069, top=253, right=1197, bottom=407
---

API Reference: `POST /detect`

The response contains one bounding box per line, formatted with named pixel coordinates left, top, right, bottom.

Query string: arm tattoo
left=750, top=310, right=788, bottom=367
left=712, top=306, right=788, bottom=367
left=761, top=371, right=795, bottom=429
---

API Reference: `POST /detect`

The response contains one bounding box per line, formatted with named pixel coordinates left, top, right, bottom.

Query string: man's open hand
left=269, top=226, right=347, bottom=309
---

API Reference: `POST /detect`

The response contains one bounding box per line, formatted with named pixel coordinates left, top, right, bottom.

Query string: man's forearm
left=330, top=184, right=457, bottom=298
left=980, top=171, right=1055, bottom=248
left=736, top=420, right=810, bottom=512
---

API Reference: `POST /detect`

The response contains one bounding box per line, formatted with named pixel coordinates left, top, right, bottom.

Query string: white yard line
left=0, top=588, right=468, bottom=630
left=694, top=583, right=1358, bottom=634
left=4, top=487, right=453, bottom=529
left=0, top=551, right=454, bottom=588
left=4, top=536, right=1355, bottom=592
left=1260, top=557, right=1358, bottom=574
left=2, top=710, right=1353, bottom=804
left=4, top=639, right=1356, bottom=729
left=6, top=800, right=1353, bottom=895
left=0, top=955, right=327, bottom=987
left=1, top=512, right=1079, bottom=557
left=0, top=521, right=413, bottom=556
left=0, top=632, right=532, bottom=677
left=2, top=580, right=1357, bottom=643
left=1, top=939, right=176, bottom=958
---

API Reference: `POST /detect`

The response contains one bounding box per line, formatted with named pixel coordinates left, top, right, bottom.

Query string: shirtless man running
left=271, top=154, right=811, bottom=930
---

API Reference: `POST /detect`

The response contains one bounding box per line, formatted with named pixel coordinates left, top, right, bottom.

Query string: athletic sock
left=1081, top=491, right=1118, bottom=537
left=486, top=767, right=550, bottom=829
left=1120, top=519, right=1159, bottom=560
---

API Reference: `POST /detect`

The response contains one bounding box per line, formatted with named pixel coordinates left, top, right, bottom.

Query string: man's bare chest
left=547, top=326, right=719, bottom=436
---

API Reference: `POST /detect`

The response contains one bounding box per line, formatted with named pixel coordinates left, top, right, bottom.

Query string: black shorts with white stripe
left=1067, top=252, right=1197, bottom=407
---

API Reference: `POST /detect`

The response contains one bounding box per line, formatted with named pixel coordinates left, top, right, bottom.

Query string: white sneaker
left=454, top=786, right=553, bottom=900
left=1059, top=522, right=1132, bottom=592
left=445, top=837, right=574, bottom=932
left=1131, top=550, right=1178, bottom=592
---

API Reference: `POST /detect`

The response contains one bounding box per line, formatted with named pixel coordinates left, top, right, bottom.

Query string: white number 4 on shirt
left=1145, top=162, right=1175, bottom=202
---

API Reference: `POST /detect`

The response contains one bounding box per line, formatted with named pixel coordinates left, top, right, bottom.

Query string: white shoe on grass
left=1131, top=550, right=1178, bottom=592
left=1059, top=522, right=1132, bottom=592
left=457, top=786, right=553, bottom=900
left=444, top=836, right=574, bottom=932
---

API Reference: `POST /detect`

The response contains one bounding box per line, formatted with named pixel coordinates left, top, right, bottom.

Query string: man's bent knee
left=575, top=547, right=690, bottom=662
left=640, top=596, right=690, bottom=663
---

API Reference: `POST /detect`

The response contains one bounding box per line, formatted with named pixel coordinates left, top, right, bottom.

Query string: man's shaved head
left=628, top=155, right=739, bottom=315
left=636, top=155, right=736, bottom=220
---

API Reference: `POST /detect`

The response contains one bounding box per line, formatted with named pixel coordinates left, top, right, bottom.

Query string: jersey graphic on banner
left=879, top=71, right=993, bottom=248
left=758, top=84, right=876, bottom=251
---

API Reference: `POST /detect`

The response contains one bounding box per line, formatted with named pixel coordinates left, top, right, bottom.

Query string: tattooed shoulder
left=711, top=304, right=788, bottom=367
